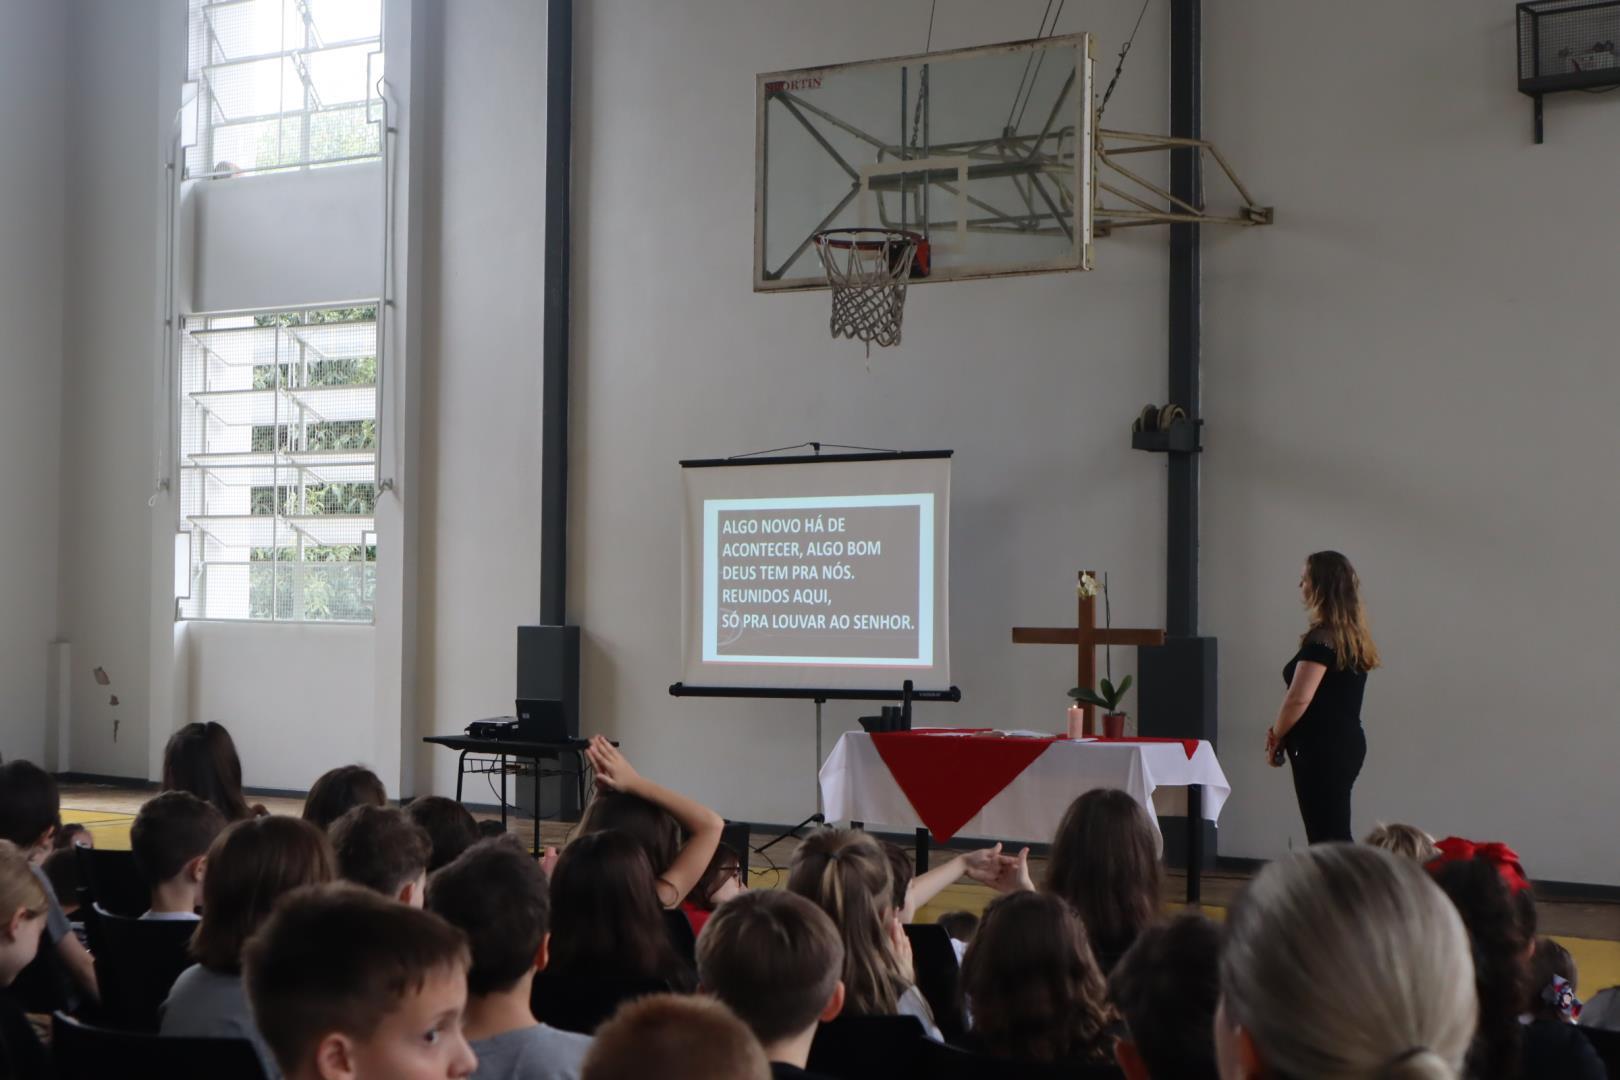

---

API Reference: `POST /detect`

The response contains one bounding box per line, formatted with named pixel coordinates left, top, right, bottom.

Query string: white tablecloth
left=819, top=732, right=1231, bottom=847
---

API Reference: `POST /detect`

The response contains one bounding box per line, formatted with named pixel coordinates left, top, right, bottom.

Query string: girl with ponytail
left=1216, top=844, right=1476, bottom=1080
left=786, top=829, right=940, bottom=1040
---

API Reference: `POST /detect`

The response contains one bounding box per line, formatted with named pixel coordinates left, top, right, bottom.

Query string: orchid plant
left=1068, top=675, right=1132, bottom=715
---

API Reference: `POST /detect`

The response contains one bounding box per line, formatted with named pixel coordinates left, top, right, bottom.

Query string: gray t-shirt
left=30, top=865, right=70, bottom=944
left=160, top=963, right=281, bottom=1079
left=470, top=1023, right=592, bottom=1080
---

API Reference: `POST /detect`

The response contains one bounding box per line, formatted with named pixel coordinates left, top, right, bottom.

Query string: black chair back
left=530, top=971, right=671, bottom=1034
left=74, top=848, right=149, bottom=918
left=902, top=922, right=963, bottom=1041
left=1580, top=1025, right=1620, bottom=1077
left=807, top=1014, right=927, bottom=1080
left=51, top=1011, right=270, bottom=1080
left=916, top=1037, right=1125, bottom=1079
left=88, top=904, right=197, bottom=1031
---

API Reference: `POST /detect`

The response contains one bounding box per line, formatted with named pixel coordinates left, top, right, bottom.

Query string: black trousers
left=1287, top=726, right=1366, bottom=844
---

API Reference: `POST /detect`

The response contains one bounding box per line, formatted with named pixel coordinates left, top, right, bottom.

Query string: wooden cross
left=1011, top=570, right=1166, bottom=719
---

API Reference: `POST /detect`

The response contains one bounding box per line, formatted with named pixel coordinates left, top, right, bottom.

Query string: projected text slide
left=702, top=494, right=933, bottom=667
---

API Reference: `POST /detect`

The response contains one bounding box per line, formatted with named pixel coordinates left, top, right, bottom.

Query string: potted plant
left=1068, top=675, right=1132, bottom=739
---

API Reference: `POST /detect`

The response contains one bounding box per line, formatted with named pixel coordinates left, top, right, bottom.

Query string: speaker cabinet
left=516, top=625, right=582, bottom=819
left=517, top=625, right=580, bottom=737
left=1138, top=636, right=1218, bottom=867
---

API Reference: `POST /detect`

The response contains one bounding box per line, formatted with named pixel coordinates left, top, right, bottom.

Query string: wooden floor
left=60, top=781, right=1620, bottom=984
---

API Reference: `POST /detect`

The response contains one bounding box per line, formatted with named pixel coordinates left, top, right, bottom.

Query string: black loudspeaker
left=516, top=626, right=582, bottom=819
left=1137, top=636, right=1218, bottom=868
left=516, top=625, right=580, bottom=738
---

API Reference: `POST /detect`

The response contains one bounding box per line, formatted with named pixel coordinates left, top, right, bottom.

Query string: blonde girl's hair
left=1221, top=844, right=1477, bottom=1080
left=785, top=829, right=910, bottom=1017
left=0, top=841, right=47, bottom=918
left=1303, top=550, right=1381, bottom=672
left=1364, top=823, right=1440, bottom=863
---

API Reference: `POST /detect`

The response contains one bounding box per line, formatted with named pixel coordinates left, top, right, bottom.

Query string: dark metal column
left=1167, top=0, right=1201, bottom=640
left=540, top=0, right=573, bottom=625
left=1170, top=0, right=1207, bottom=900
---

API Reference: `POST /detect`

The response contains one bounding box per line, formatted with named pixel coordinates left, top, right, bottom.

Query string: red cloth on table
left=869, top=730, right=1058, bottom=842
left=1091, top=736, right=1200, bottom=760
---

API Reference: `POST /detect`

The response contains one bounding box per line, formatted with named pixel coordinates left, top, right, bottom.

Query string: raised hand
left=960, top=843, right=1010, bottom=885
left=585, top=734, right=641, bottom=794
left=982, top=846, right=1035, bottom=894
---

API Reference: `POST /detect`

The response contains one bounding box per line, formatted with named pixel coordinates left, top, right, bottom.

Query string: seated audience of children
left=161, top=815, right=335, bottom=1077
left=1218, top=844, right=1478, bottom=1079
left=696, top=889, right=844, bottom=1080
left=329, top=805, right=432, bottom=906
left=681, top=841, right=746, bottom=937
left=1108, top=912, right=1222, bottom=1080
left=161, top=721, right=265, bottom=822
left=0, top=840, right=53, bottom=1077
left=407, top=795, right=482, bottom=873
left=244, top=883, right=477, bottom=1080
left=581, top=995, right=770, bottom=1080
left=785, top=828, right=940, bottom=1039
left=547, top=829, right=695, bottom=991
left=0, top=760, right=98, bottom=1004
left=1364, top=821, right=1440, bottom=862
left=1427, top=839, right=1605, bottom=1080
left=576, top=735, right=723, bottom=909
left=958, top=889, right=1115, bottom=1068
left=129, top=790, right=227, bottom=919
left=301, top=764, right=388, bottom=831
left=426, top=837, right=593, bottom=1079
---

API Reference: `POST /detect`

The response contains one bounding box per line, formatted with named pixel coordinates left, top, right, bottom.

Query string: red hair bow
left=1428, top=836, right=1531, bottom=894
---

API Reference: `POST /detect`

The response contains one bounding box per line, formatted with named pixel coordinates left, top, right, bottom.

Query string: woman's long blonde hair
left=1303, top=551, right=1380, bottom=672
left=786, top=829, right=911, bottom=1017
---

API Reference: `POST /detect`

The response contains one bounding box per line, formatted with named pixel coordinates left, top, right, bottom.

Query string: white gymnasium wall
left=183, top=622, right=376, bottom=791
left=413, top=0, right=550, bottom=797
left=58, top=0, right=174, bottom=777
left=1203, top=1, right=1620, bottom=882
left=571, top=1, right=1171, bottom=824
left=0, top=0, right=66, bottom=764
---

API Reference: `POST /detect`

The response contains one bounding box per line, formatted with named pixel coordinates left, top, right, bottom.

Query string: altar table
left=819, top=729, right=1231, bottom=902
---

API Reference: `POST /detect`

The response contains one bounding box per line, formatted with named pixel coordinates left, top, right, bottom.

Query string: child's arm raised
left=585, top=735, right=724, bottom=909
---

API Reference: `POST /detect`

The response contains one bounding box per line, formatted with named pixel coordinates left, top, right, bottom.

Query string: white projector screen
left=679, top=453, right=951, bottom=692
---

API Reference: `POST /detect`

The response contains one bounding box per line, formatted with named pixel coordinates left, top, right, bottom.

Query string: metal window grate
left=1518, top=0, right=1620, bottom=93
left=178, top=304, right=380, bottom=622
left=186, top=0, right=383, bottom=180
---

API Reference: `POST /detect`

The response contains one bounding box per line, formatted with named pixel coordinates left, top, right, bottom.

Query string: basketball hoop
left=813, top=228, right=924, bottom=352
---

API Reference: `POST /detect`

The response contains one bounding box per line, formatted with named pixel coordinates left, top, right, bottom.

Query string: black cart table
left=423, top=734, right=599, bottom=858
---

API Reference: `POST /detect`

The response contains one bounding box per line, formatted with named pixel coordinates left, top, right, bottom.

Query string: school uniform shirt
left=897, top=985, right=943, bottom=1042
left=469, top=1022, right=592, bottom=1080
left=161, top=963, right=281, bottom=1079
left=0, top=989, right=47, bottom=1080
left=27, top=868, right=69, bottom=946
left=770, top=1063, right=838, bottom=1080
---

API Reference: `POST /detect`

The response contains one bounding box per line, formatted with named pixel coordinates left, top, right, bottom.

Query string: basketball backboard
left=755, top=33, right=1095, bottom=292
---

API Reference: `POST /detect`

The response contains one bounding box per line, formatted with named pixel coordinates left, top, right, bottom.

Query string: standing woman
left=1265, top=551, right=1380, bottom=844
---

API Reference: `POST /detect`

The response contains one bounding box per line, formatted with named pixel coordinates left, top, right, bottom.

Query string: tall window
left=187, top=0, right=383, bottom=180
left=178, top=306, right=379, bottom=622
